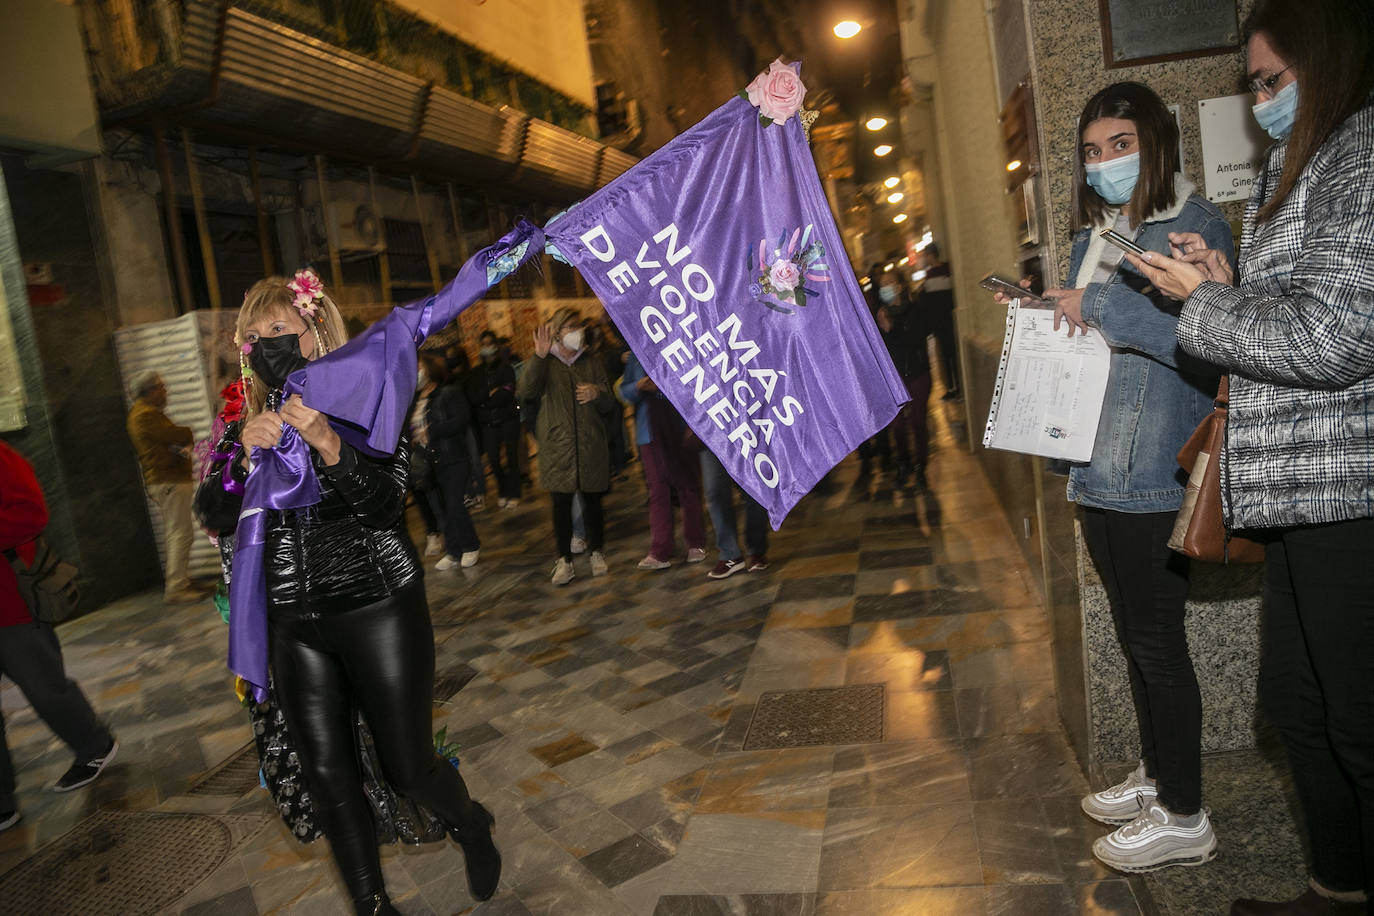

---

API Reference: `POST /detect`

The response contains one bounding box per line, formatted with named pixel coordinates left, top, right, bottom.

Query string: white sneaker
left=506, top=498, right=520, bottom=508
left=1092, top=801, right=1217, bottom=873
left=425, top=533, right=443, bottom=556
left=1081, top=760, right=1157, bottom=825
left=590, top=551, right=609, bottom=576
left=570, top=535, right=588, bottom=555
left=551, top=557, right=575, bottom=586
left=686, top=547, right=706, bottom=564
left=498, top=498, right=509, bottom=509
left=637, top=555, right=671, bottom=570
left=460, top=549, right=480, bottom=568
left=435, top=554, right=459, bottom=571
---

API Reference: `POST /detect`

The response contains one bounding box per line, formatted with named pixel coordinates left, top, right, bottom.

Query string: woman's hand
left=1167, top=231, right=1234, bottom=286
left=281, top=394, right=342, bottom=466
left=1044, top=287, right=1090, bottom=336
left=533, top=324, right=552, bottom=358
left=1124, top=250, right=1208, bottom=301
left=876, top=308, right=893, bottom=332
left=991, top=276, right=1035, bottom=306
left=241, top=410, right=284, bottom=451
left=575, top=383, right=599, bottom=404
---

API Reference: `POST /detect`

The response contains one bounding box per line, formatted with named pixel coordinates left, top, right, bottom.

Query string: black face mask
left=249, top=333, right=308, bottom=391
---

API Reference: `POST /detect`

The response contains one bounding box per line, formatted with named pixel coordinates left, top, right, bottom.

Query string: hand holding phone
left=979, top=272, right=1048, bottom=303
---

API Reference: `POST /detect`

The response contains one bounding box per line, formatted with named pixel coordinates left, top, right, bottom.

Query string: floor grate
left=187, top=742, right=260, bottom=797
left=743, top=684, right=885, bottom=750
left=0, top=811, right=231, bottom=914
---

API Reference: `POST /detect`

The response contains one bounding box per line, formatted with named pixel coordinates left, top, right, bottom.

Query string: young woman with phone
left=1011, top=81, right=1236, bottom=873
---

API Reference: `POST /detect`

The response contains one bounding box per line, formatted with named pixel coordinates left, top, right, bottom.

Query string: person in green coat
left=517, top=307, right=614, bottom=585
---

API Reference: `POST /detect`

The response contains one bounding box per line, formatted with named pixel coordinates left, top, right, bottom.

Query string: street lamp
left=887, top=191, right=904, bottom=204
left=865, top=116, right=888, bottom=131
left=833, top=20, right=861, bottom=39
left=873, top=144, right=893, bottom=157
left=893, top=213, right=908, bottom=224
left=883, top=176, right=900, bottom=188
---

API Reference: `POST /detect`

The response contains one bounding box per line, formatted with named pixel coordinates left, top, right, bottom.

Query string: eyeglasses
left=1248, top=65, right=1293, bottom=97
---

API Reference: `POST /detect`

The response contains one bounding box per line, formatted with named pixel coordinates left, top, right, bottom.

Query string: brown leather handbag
left=1168, top=376, right=1264, bottom=563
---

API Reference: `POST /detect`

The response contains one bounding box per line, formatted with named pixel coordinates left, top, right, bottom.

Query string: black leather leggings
left=270, top=582, right=474, bottom=901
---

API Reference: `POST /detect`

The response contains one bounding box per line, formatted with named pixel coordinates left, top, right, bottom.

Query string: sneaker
left=570, top=535, right=588, bottom=555
left=551, top=557, right=575, bottom=586
left=506, top=498, right=520, bottom=509
left=707, top=557, right=745, bottom=579
left=0, top=809, right=19, bottom=832
left=686, top=547, right=706, bottom=564
left=497, top=498, right=509, bottom=509
left=460, top=550, right=480, bottom=568
left=746, top=554, right=768, bottom=572
left=1081, top=760, right=1157, bottom=825
left=1092, top=801, right=1217, bottom=873
left=637, top=555, right=671, bottom=570
left=54, top=737, right=118, bottom=792
left=425, top=533, right=443, bottom=557
left=435, top=554, right=459, bottom=571
left=590, top=551, right=609, bottom=576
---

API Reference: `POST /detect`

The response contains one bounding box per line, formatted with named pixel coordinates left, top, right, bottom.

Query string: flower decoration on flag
left=741, top=58, right=807, bottom=126
left=486, top=240, right=531, bottom=287
left=218, top=377, right=248, bottom=424
left=287, top=268, right=325, bottom=319
left=746, top=223, right=831, bottom=314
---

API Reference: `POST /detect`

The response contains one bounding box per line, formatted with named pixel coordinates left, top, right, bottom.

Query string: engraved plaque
left=1101, top=0, right=1239, bottom=67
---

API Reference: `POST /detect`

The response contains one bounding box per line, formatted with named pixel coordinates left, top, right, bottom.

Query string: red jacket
left=0, top=442, right=47, bottom=626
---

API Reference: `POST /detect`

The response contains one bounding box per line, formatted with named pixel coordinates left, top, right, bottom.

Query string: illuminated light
left=887, top=191, right=904, bottom=204
left=883, top=176, right=900, bottom=188
left=883, top=262, right=895, bottom=272
left=865, top=117, right=888, bottom=131
left=873, top=144, right=893, bottom=156
left=1006, top=159, right=1023, bottom=172
left=833, top=20, right=862, bottom=39
left=893, top=213, right=908, bottom=224
left=898, top=257, right=910, bottom=266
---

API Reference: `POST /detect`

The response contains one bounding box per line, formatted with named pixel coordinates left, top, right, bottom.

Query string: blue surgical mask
left=878, top=285, right=898, bottom=305
left=1252, top=80, right=1298, bottom=140
left=1085, top=151, right=1140, bottom=206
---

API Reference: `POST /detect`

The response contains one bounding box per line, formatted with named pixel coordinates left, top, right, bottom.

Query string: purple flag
left=544, top=91, right=908, bottom=528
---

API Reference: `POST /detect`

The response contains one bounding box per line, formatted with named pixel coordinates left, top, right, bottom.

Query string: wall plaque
left=1100, top=0, right=1240, bottom=68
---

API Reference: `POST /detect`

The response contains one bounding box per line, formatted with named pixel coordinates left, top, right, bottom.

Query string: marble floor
left=0, top=404, right=1154, bottom=915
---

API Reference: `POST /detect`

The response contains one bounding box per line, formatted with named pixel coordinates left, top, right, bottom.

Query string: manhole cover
left=743, top=684, right=885, bottom=750
left=188, top=742, right=260, bottom=797
left=0, top=811, right=232, bottom=915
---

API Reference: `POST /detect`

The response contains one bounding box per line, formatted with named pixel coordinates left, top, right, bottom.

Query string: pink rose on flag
left=746, top=58, right=807, bottom=123
left=768, top=259, right=801, bottom=292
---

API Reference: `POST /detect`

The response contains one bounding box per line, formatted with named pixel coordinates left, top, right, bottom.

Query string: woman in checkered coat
left=1131, top=2, right=1374, bottom=912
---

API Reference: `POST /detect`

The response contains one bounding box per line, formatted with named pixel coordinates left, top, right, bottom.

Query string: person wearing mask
left=467, top=330, right=521, bottom=508
left=220, top=271, right=500, bottom=913
left=875, top=271, right=933, bottom=492
left=517, top=308, right=613, bottom=586
left=1129, top=3, right=1374, bottom=910
left=620, top=352, right=707, bottom=570
left=918, top=244, right=961, bottom=400
left=419, top=352, right=480, bottom=571
left=125, top=371, right=207, bottom=603
left=0, top=443, right=118, bottom=828
left=1000, top=81, right=1235, bottom=874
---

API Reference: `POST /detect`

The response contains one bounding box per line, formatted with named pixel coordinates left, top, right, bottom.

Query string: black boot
left=450, top=800, right=501, bottom=901
left=352, top=892, right=399, bottom=916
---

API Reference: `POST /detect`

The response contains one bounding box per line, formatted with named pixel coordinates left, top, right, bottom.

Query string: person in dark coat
left=420, top=352, right=480, bottom=570
left=467, top=330, right=522, bottom=508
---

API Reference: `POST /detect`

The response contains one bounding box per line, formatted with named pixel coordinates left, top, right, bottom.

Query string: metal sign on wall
left=1100, top=0, right=1240, bottom=67
left=1198, top=93, right=1271, bottom=203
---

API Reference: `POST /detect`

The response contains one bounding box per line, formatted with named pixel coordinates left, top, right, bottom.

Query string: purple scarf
left=228, top=221, right=543, bottom=701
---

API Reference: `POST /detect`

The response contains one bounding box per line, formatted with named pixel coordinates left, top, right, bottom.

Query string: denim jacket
left=1066, top=179, right=1234, bottom=512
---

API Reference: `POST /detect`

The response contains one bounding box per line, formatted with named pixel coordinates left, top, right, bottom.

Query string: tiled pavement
left=0, top=405, right=1151, bottom=915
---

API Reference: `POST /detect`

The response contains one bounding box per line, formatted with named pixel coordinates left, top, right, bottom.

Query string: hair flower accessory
left=287, top=268, right=325, bottom=319
left=741, top=58, right=807, bottom=126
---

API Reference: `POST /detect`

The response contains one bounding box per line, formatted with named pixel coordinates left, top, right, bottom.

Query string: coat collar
left=1073, top=175, right=1196, bottom=288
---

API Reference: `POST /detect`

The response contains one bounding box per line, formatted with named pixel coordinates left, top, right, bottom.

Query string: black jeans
left=552, top=490, right=603, bottom=559
left=482, top=420, right=522, bottom=500
left=1081, top=507, right=1201, bottom=815
left=435, top=458, right=479, bottom=555
left=1261, top=517, right=1374, bottom=895
left=270, top=584, right=479, bottom=902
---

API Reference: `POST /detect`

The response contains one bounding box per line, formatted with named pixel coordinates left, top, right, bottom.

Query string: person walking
left=468, top=330, right=522, bottom=508
left=875, top=271, right=933, bottom=492
left=1131, top=2, right=1374, bottom=909
left=0, top=442, right=118, bottom=830
left=421, top=352, right=481, bottom=571
left=517, top=308, right=613, bottom=586
left=125, top=372, right=206, bottom=603
left=700, top=449, right=769, bottom=579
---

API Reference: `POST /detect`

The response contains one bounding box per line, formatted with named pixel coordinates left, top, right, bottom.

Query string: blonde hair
left=547, top=307, right=581, bottom=336
left=235, top=274, right=348, bottom=418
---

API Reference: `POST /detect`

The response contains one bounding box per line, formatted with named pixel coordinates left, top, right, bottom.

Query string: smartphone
left=979, top=272, right=1047, bottom=302
left=1100, top=228, right=1147, bottom=256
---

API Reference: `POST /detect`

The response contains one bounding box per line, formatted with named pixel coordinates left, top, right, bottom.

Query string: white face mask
left=561, top=329, right=584, bottom=351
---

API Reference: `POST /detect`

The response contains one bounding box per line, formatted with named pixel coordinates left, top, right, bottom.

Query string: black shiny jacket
left=262, top=438, right=423, bottom=618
